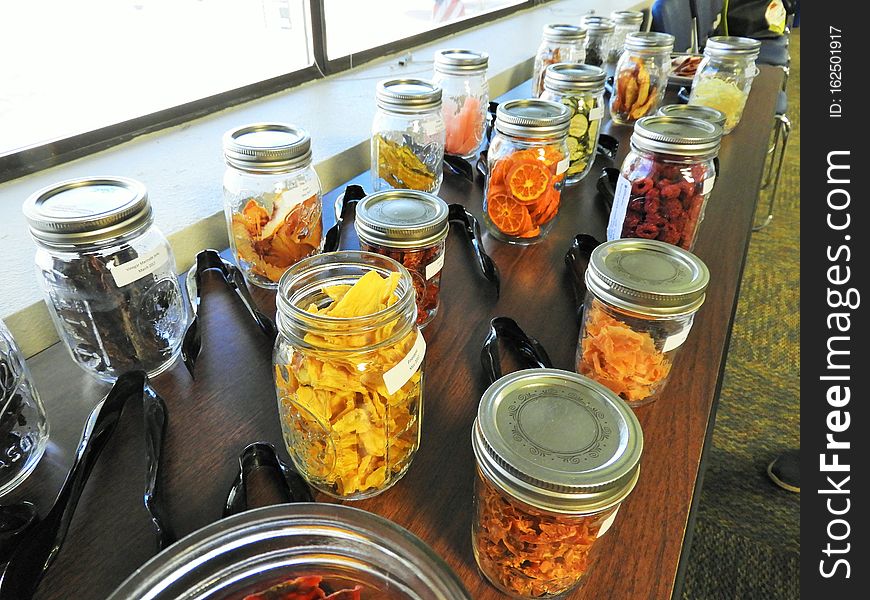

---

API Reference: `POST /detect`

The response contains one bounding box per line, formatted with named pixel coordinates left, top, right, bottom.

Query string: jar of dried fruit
left=689, top=36, right=761, bottom=133
left=483, top=99, right=570, bottom=245
left=432, top=49, right=489, bottom=160
left=223, top=123, right=324, bottom=288
left=273, top=251, right=425, bottom=500
left=610, top=32, right=674, bottom=125
left=606, top=115, right=722, bottom=250
left=576, top=239, right=710, bottom=407
left=609, top=10, right=645, bottom=63
left=657, top=103, right=728, bottom=130
left=472, top=368, right=643, bottom=598
left=372, top=79, right=446, bottom=194
left=532, top=24, right=586, bottom=97
left=354, top=190, right=449, bottom=328
left=580, top=15, right=616, bottom=67
left=540, top=63, right=606, bottom=185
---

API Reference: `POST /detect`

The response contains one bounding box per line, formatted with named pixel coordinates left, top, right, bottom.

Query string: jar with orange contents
left=483, top=99, right=570, bottom=245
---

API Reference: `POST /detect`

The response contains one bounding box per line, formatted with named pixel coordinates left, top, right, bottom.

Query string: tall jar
left=606, top=115, right=722, bottom=250
left=609, top=10, right=645, bottom=63
left=223, top=123, right=324, bottom=288
left=354, top=190, right=450, bottom=328
left=432, top=49, right=489, bottom=159
left=576, top=239, right=710, bottom=407
left=1, top=320, right=49, bottom=497
left=689, top=36, right=761, bottom=133
left=540, top=63, right=607, bottom=185
left=273, top=252, right=425, bottom=500
left=483, top=99, right=571, bottom=245
left=372, top=79, right=445, bottom=194
left=23, top=177, right=187, bottom=382
left=579, top=15, right=616, bottom=67
left=610, top=32, right=674, bottom=125
left=472, top=368, right=643, bottom=598
left=532, top=24, right=586, bottom=97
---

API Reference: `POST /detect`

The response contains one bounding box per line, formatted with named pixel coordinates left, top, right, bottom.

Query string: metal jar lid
left=585, top=239, right=710, bottom=317
left=495, top=99, right=571, bottom=140
left=580, top=15, right=616, bottom=34
left=624, top=31, right=675, bottom=53
left=23, top=176, right=152, bottom=247
left=542, top=23, right=586, bottom=43
left=611, top=10, right=644, bottom=26
left=223, top=123, right=312, bottom=173
left=657, top=103, right=727, bottom=129
left=434, top=49, right=489, bottom=75
left=631, top=115, right=723, bottom=157
left=473, top=368, right=643, bottom=514
left=355, top=190, right=449, bottom=249
left=704, top=35, right=761, bottom=59
left=376, top=79, right=442, bottom=113
left=543, top=63, right=606, bottom=93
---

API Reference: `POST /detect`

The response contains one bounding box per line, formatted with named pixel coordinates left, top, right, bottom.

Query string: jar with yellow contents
left=273, top=251, right=425, bottom=500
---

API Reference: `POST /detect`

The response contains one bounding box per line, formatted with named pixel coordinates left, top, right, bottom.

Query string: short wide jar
left=472, top=368, right=643, bottom=598
left=273, top=252, right=425, bottom=500
left=576, top=239, right=710, bottom=406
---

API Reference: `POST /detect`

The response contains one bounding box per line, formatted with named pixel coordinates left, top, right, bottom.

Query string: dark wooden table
left=11, top=66, right=782, bottom=600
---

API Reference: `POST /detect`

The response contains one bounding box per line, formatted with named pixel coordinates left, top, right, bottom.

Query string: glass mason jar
left=606, top=115, right=722, bottom=251
left=372, top=79, right=446, bottom=194
left=432, top=49, right=489, bottom=160
left=1, top=320, right=49, bottom=497
left=580, top=15, right=616, bottom=67
left=541, top=63, right=607, bottom=185
left=223, top=123, right=324, bottom=288
left=609, top=10, right=645, bottom=63
left=610, top=32, right=675, bottom=126
left=532, top=24, right=586, bottom=97
left=23, top=177, right=187, bottom=382
left=483, top=99, right=570, bottom=245
left=657, top=103, right=728, bottom=130
left=576, top=239, right=710, bottom=407
left=273, top=252, right=425, bottom=500
left=689, top=36, right=761, bottom=134
left=472, top=368, right=643, bottom=598
left=354, top=190, right=450, bottom=328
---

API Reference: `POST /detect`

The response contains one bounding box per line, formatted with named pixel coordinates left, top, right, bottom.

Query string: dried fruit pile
left=532, top=48, right=568, bottom=97
left=243, top=575, right=361, bottom=600
left=612, top=57, right=660, bottom=122
left=690, top=77, right=750, bottom=132
left=274, top=270, right=422, bottom=497
left=445, top=96, right=485, bottom=157
left=375, top=135, right=438, bottom=191
left=231, top=193, right=323, bottom=283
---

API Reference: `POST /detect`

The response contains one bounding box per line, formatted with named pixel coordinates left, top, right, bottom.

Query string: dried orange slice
left=488, top=192, right=530, bottom=235
left=490, top=158, right=511, bottom=186
left=507, top=160, right=550, bottom=204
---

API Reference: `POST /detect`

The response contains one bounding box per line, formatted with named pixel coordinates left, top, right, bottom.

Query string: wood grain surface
left=10, top=67, right=782, bottom=600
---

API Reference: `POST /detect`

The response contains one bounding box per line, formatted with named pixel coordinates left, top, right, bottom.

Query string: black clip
left=481, top=317, right=553, bottom=386
left=443, top=155, right=476, bottom=182
left=596, top=133, right=619, bottom=161
left=447, top=204, right=500, bottom=297
left=224, top=442, right=314, bottom=518
left=564, top=234, right=602, bottom=323
left=596, top=167, right=620, bottom=213
left=323, top=184, right=367, bottom=253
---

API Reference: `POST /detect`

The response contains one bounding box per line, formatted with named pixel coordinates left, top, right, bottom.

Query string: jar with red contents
left=354, top=190, right=449, bottom=327
left=606, top=115, right=722, bottom=250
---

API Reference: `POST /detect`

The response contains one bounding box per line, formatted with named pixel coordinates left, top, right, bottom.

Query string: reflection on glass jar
left=580, top=15, right=615, bottom=67
left=532, top=24, right=586, bottom=97
left=23, top=177, right=187, bottom=382
left=576, top=239, right=710, bottom=406
left=273, top=252, right=424, bottom=500
left=433, top=49, right=489, bottom=159
left=609, top=10, right=645, bottom=63
left=223, top=123, right=324, bottom=288
left=610, top=32, right=674, bottom=125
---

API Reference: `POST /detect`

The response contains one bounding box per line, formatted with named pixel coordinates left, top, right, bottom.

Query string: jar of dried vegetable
left=610, top=32, right=674, bottom=125
left=372, top=79, right=445, bottom=194
left=432, top=49, right=489, bottom=159
left=609, top=10, right=645, bottom=63
left=532, top=24, right=586, bottom=97
left=273, top=251, right=425, bottom=500
left=354, top=190, right=449, bottom=328
left=23, top=177, right=188, bottom=382
left=576, top=239, right=710, bottom=407
left=483, top=99, right=570, bottom=245
left=223, top=123, right=324, bottom=288
left=689, top=36, right=761, bottom=133
left=540, top=63, right=606, bottom=185
left=580, top=15, right=616, bottom=67
left=606, top=115, right=722, bottom=250
left=472, top=368, right=643, bottom=598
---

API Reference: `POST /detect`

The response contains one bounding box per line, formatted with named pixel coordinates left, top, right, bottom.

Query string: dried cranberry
left=679, top=180, right=696, bottom=198
left=660, top=184, right=681, bottom=200
left=658, top=223, right=681, bottom=245
left=644, top=197, right=661, bottom=215
left=631, top=178, right=654, bottom=195
left=624, top=211, right=642, bottom=230
left=645, top=187, right=660, bottom=202
left=635, top=223, right=660, bottom=239
left=629, top=198, right=646, bottom=212
left=662, top=198, right=684, bottom=218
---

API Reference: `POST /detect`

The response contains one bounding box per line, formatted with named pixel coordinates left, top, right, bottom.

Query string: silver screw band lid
left=495, top=99, right=571, bottom=140
left=581, top=15, right=616, bottom=34
left=355, top=190, right=449, bottom=248
left=376, top=79, right=442, bottom=113
left=631, top=115, right=723, bottom=157
left=704, top=35, right=761, bottom=59
left=223, top=123, right=313, bottom=173
left=434, top=49, right=489, bottom=74
left=657, top=103, right=728, bottom=129
left=542, top=23, right=586, bottom=43
left=611, top=10, right=644, bottom=26
left=624, top=31, right=675, bottom=53
left=543, top=63, right=607, bottom=93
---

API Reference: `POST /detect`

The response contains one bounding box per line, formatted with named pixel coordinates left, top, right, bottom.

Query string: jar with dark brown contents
left=354, top=190, right=449, bottom=327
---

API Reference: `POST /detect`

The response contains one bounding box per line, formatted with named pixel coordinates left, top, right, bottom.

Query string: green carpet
left=681, top=31, right=801, bottom=599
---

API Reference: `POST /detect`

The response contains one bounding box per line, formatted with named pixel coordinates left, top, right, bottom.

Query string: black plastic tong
left=564, top=234, right=603, bottom=324
left=322, top=184, right=367, bottom=253
left=224, top=442, right=313, bottom=517
left=481, top=317, right=554, bottom=385
left=448, top=204, right=500, bottom=297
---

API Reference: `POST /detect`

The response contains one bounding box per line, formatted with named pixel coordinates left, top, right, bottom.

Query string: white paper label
left=702, top=174, right=716, bottom=195
left=556, top=157, right=570, bottom=175
left=589, top=105, right=605, bottom=121
left=108, top=246, right=169, bottom=288
left=383, top=330, right=426, bottom=395
left=663, top=322, right=694, bottom=352
left=597, top=506, right=620, bottom=538
left=425, top=252, right=445, bottom=280
left=606, top=175, right=633, bottom=240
